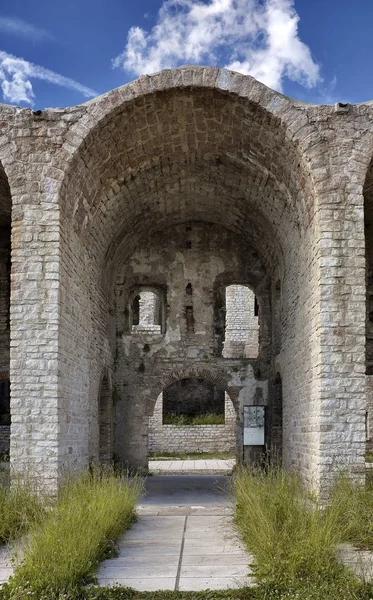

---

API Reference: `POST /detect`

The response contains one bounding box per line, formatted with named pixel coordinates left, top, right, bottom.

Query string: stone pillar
left=317, top=194, right=366, bottom=487
left=10, top=167, right=61, bottom=489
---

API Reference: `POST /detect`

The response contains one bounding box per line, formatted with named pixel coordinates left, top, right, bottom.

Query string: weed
left=328, top=473, right=373, bottom=550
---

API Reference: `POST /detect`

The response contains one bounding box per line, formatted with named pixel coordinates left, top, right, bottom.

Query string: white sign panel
left=243, top=406, right=265, bottom=446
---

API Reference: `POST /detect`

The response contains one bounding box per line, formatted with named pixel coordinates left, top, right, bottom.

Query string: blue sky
left=0, top=0, right=372, bottom=109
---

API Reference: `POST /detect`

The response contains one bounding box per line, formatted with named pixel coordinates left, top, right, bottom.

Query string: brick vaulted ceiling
left=61, top=87, right=315, bottom=273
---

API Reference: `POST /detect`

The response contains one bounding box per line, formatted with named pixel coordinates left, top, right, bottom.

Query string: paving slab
left=148, top=459, right=236, bottom=474
left=95, top=474, right=254, bottom=591
left=178, top=577, right=251, bottom=591
left=0, top=545, right=13, bottom=586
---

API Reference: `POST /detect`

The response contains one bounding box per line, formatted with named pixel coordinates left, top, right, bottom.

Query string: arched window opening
left=98, top=376, right=113, bottom=464
left=222, top=285, right=259, bottom=358
left=131, top=290, right=162, bottom=334
left=271, top=372, right=283, bottom=464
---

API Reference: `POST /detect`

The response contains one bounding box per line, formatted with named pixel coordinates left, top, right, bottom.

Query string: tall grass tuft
left=234, top=467, right=367, bottom=600
left=0, top=475, right=46, bottom=544
left=329, top=473, right=373, bottom=550
left=4, top=467, right=143, bottom=600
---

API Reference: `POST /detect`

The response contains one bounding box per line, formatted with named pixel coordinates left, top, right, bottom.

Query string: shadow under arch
left=98, top=372, right=113, bottom=464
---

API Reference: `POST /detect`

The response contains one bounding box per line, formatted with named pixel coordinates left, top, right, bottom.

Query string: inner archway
left=148, top=378, right=236, bottom=460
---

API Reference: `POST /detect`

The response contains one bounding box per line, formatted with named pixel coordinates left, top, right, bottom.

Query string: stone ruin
left=0, top=66, right=371, bottom=492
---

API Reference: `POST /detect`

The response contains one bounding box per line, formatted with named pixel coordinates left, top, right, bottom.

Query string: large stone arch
left=46, top=67, right=329, bottom=486
left=2, top=67, right=370, bottom=493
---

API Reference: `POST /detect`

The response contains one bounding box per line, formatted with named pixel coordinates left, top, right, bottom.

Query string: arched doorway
left=148, top=378, right=236, bottom=460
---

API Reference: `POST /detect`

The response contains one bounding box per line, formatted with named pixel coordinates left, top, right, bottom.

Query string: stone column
left=317, top=191, right=366, bottom=487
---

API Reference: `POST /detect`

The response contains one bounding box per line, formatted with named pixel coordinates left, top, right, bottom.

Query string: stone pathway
left=95, top=474, right=254, bottom=591
left=148, top=458, right=235, bottom=474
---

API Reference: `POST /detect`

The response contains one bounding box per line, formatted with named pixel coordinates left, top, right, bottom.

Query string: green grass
left=163, top=412, right=225, bottom=426
left=2, top=468, right=143, bottom=600
left=0, top=474, right=46, bottom=544
left=328, top=473, right=373, bottom=550
left=233, top=467, right=373, bottom=600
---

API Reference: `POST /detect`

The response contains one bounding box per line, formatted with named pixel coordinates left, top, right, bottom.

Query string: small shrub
left=4, top=468, right=143, bottom=600
left=163, top=412, right=225, bottom=425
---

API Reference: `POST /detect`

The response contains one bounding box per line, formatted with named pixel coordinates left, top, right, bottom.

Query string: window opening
left=131, top=291, right=162, bottom=333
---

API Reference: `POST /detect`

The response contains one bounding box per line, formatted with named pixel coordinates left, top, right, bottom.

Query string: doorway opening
left=148, top=378, right=236, bottom=471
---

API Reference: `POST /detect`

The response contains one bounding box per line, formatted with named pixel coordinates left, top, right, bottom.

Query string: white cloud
left=113, top=0, right=320, bottom=93
left=0, top=51, right=98, bottom=105
left=0, top=17, right=54, bottom=42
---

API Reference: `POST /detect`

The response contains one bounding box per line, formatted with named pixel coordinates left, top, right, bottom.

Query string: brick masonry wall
left=149, top=393, right=236, bottom=453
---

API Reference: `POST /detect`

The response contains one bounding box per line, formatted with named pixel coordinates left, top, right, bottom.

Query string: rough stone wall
left=149, top=393, right=236, bottom=453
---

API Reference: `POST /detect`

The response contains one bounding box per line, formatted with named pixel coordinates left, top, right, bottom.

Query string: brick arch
left=52, top=66, right=321, bottom=219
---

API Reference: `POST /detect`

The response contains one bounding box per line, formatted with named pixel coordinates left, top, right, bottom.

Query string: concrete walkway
left=0, top=546, right=12, bottom=587
left=148, top=458, right=235, bottom=474
left=95, top=475, right=254, bottom=591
